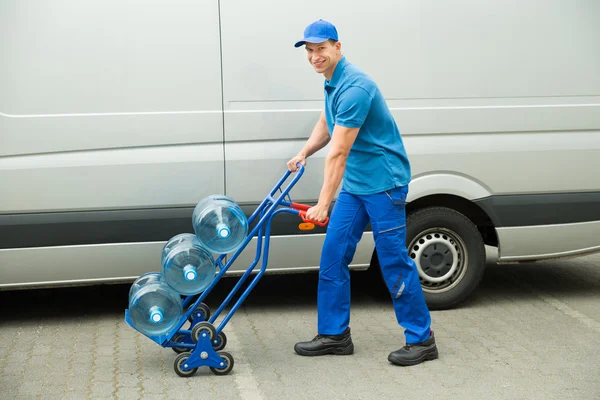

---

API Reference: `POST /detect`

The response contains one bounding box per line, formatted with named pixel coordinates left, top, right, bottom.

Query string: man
left=287, top=19, right=439, bottom=366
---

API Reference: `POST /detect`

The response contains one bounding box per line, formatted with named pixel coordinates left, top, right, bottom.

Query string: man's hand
left=286, top=154, right=306, bottom=172
left=306, top=203, right=329, bottom=223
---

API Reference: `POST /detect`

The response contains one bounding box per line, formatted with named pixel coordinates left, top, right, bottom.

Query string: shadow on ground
left=2, top=253, right=599, bottom=324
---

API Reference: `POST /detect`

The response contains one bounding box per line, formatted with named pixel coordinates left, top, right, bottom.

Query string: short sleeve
left=334, top=86, right=373, bottom=128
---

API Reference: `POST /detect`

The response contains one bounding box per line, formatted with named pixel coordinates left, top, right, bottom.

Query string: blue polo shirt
left=324, top=56, right=411, bottom=195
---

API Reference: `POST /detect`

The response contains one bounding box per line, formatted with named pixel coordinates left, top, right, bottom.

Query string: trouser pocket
left=385, top=186, right=408, bottom=211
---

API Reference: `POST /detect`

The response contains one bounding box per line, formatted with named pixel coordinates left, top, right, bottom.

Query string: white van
left=1, top=0, right=599, bottom=309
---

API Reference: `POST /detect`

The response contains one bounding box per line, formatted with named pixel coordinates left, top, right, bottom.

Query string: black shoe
left=294, top=327, right=354, bottom=356
left=388, top=330, right=438, bottom=366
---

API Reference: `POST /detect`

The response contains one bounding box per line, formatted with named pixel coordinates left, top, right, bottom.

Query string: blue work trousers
left=318, top=186, right=431, bottom=344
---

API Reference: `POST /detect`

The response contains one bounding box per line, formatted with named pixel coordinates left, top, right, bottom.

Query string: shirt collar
left=324, top=56, right=348, bottom=90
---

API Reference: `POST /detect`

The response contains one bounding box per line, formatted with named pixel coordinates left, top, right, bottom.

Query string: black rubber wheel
left=171, top=334, right=188, bottom=354
left=210, top=351, right=234, bottom=376
left=191, top=321, right=216, bottom=343
left=212, top=331, right=227, bottom=351
left=173, top=352, right=198, bottom=378
left=187, top=303, right=211, bottom=323
left=406, top=206, right=486, bottom=310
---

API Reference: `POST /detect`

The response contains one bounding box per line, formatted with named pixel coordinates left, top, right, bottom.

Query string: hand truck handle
left=290, top=202, right=329, bottom=227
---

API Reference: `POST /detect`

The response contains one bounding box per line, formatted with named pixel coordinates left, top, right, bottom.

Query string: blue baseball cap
left=294, top=19, right=339, bottom=48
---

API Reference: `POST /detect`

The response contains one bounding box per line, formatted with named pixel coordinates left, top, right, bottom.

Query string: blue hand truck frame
left=125, top=163, right=327, bottom=377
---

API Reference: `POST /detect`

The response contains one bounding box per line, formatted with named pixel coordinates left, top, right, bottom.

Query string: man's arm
left=319, top=125, right=359, bottom=205
left=287, top=110, right=330, bottom=171
left=305, top=124, right=359, bottom=222
left=305, top=86, right=373, bottom=222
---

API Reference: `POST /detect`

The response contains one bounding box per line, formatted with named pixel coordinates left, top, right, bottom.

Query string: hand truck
left=125, top=163, right=328, bottom=377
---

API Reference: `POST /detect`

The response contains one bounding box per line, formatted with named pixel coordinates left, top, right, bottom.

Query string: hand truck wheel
left=212, top=331, right=227, bottom=351
left=171, top=333, right=188, bottom=354
left=191, top=321, right=216, bottom=343
left=187, top=302, right=211, bottom=323
left=173, top=352, right=198, bottom=378
left=210, top=351, right=234, bottom=376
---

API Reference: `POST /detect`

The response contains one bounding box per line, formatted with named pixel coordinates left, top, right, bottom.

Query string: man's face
left=305, top=40, right=341, bottom=77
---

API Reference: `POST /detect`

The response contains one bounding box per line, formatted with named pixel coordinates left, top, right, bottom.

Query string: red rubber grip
left=290, top=202, right=310, bottom=211
left=298, top=210, right=328, bottom=227
left=291, top=202, right=329, bottom=226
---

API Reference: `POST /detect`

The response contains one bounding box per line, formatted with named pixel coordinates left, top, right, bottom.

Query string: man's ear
left=335, top=41, right=342, bottom=51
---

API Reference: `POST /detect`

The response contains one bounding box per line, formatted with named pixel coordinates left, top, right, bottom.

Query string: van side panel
left=496, top=221, right=600, bottom=262
left=0, top=1, right=225, bottom=287
left=2, top=1, right=600, bottom=289
left=219, top=0, right=600, bottom=264
left=0, top=1, right=225, bottom=210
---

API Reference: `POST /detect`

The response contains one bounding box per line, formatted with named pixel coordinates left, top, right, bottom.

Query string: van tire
left=406, top=206, right=486, bottom=310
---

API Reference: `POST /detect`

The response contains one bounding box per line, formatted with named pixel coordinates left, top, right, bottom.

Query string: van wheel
left=406, top=207, right=485, bottom=310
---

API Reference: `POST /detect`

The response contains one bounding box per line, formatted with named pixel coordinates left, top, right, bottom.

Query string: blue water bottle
left=192, top=195, right=248, bottom=254
left=161, top=233, right=216, bottom=295
left=128, top=272, right=183, bottom=337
